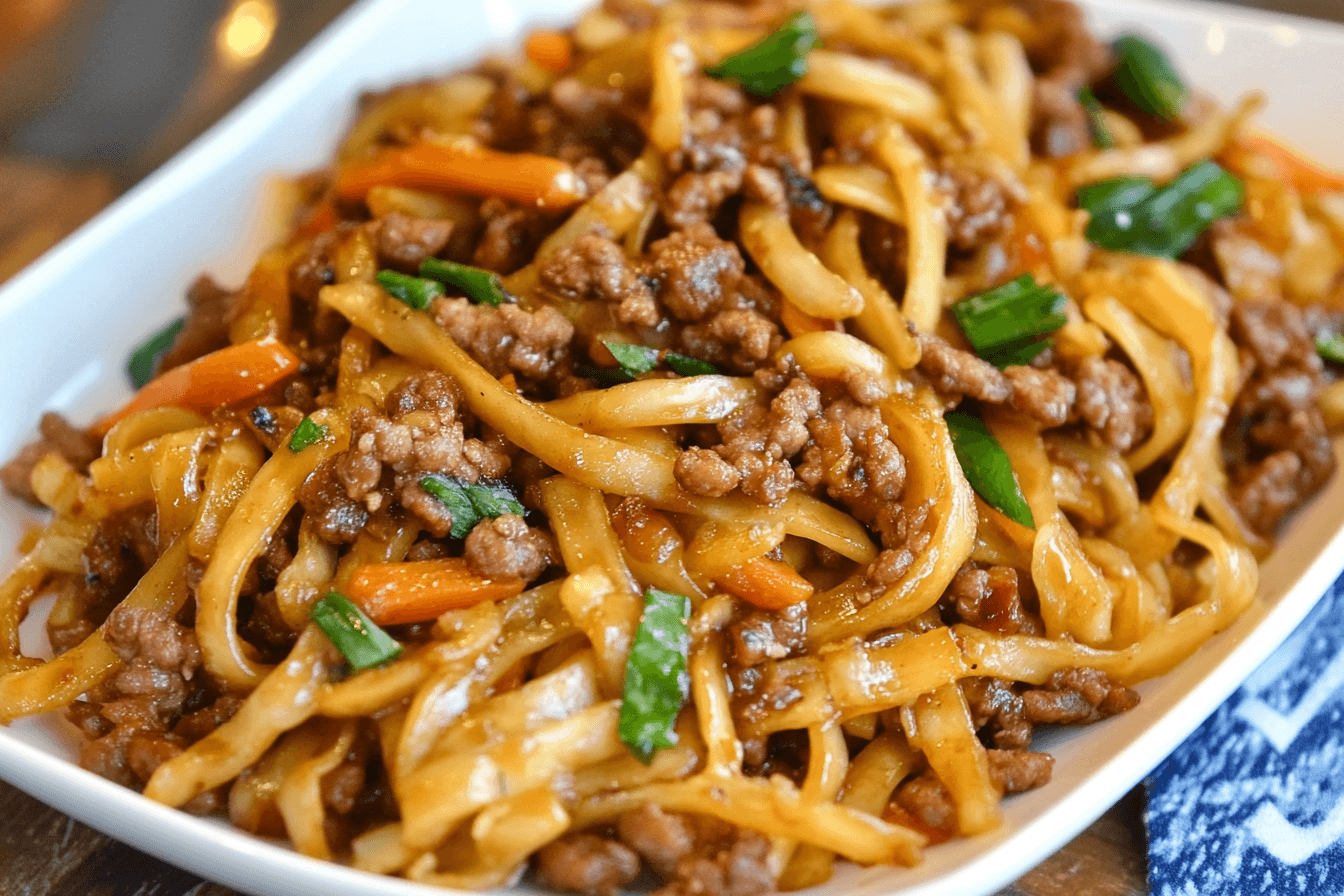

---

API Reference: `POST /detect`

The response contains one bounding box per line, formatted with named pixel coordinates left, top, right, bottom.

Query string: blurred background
left=0, top=0, right=1340, bottom=283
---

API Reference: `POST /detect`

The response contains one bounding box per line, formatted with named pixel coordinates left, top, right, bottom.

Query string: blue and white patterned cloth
left=1146, top=572, right=1344, bottom=895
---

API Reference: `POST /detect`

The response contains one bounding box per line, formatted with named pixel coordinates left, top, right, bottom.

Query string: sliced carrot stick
left=291, top=197, right=336, bottom=242
left=346, top=558, right=526, bottom=626
left=334, top=141, right=587, bottom=210
left=715, top=556, right=815, bottom=610
left=1238, top=133, right=1344, bottom=195
left=93, top=337, right=301, bottom=438
left=780, top=299, right=841, bottom=339
left=527, top=30, right=573, bottom=72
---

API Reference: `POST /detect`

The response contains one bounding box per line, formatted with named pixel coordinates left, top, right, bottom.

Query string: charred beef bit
left=289, top=230, right=338, bottom=303
left=158, top=275, right=236, bottom=372
left=432, top=295, right=575, bottom=388
left=728, top=602, right=807, bottom=667
left=1070, top=356, right=1154, bottom=453
left=534, top=833, right=641, bottom=896
left=1021, top=667, right=1139, bottom=725
left=915, top=333, right=1013, bottom=404
left=1225, top=300, right=1335, bottom=535
left=538, top=233, right=660, bottom=327
left=463, top=513, right=554, bottom=581
left=1, top=411, right=100, bottom=504
left=940, top=564, right=1042, bottom=636
left=933, top=162, right=1015, bottom=252
left=961, top=677, right=1033, bottom=750
left=369, top=211, right=454, bottom=272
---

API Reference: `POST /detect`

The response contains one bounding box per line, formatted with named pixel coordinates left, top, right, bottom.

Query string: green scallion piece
left=665, top=353, right=720, bottom=377
left=1078, top=86, right=1114, bottom=150
left=376, top=269, right=444, bottom=310
left=288, top=417, right=329, bottom=452
left=127, top=317, right=185, bottom=389
left=311, top=592, right=403, bottom=671
left=1316, top=333, right=1344, bottom=365
left=419, top=258, right=510, bottom=307
left=1112, top=34, right=1188, bottom=121
left=950, top=275, right=1069, bottom=370
left=704, top=11, right=819, bottom=98
left=420, top=474, right=525, bottom=538
left=619, top=588, right=692, bottom=763
left=1078, top=161, right=1244, bottom=258
left=604, top=342, right=661, bottom=378
left=944, top=411, right=1034, bottom=529
left=587, top=341, right=723, bottom=386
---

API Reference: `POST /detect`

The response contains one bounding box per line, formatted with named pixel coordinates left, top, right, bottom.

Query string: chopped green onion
left=127, top=317, right=185, bottom=389
left=1078, top=161, right=1244, bottom=258
left=376, top=270, right=444, bottom=310
left=619, top=588, right=692, bottom=763
left=586, top=341, right=723, bottom=386
left=665, top=353, right=720, bottom=377
left=419, top=474, right=525, bottom=538
left=311, top=591, right=403, bottom=671
left=944, top=411, right=1034, bottom=529
left=1112, top=34, right=1188, bottom=121
left=1078, top=86, right=1114, bottom=150
left=419, top=258, right=511, bottom=307
left=288, top=417, right=329, bottom=452
left=704, top=11, right=819, bottom=98
left=1317, top=333, right=1344, bottom=365
left=950, top=275, right=1068, bottom=370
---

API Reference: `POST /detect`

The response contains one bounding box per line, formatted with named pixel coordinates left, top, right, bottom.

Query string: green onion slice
left=665, top=354, right=720, bottom=377
left=1078, top=86, right=1115, bottom=150
left=288, top=417, right=330, bottom=452
left=704, top=11, right=820, bottom=98
left=945, top=411, right=1034, bottom=529
left=619, top=588, right=692, bottom=763
left=1078, top=161, right=1244, bottom=258
left=1316, top=333, right=1344, bottom=365
left=420, top=474, right=526, bottom=539
left=605, top=342, right=661, bottom=378
left=376, top=270, right=444, bottom=310
left=419, top=258, right=511, bottom=307
left=587, top=341, right=723, bottom=386
left=950, top=275, right=1069, bottom=370
left=311, top=591, right=403, bottom=671
left=1112, top=34, right=1188, bottom=122
left=127, top=317, right=185, bottom=389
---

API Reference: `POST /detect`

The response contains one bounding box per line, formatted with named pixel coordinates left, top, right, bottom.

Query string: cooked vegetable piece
left=1316, top=333, right=1344, bottom=365
left=346, top=559, right=526, bottom=626
left=311, top=591, right=403, bottom=670
left=334, top=140, right=587, bottom=210
left=704, top=11, right=820, bottom=97
left=950, top=275, right=1068, bottom=369
left=419, top=257, right=510, bottom=307
left=1078, top=161, right=1244, bottom=258
left=526, top=30, right=573, bottom=72
left=419, top=474, right=526, bottom=539
left=94, top=337, right=301, bottom=437
left=1239, top=133, right=1344, bottom=195
left=619, top=588, right=692, bottom=763
left=1078, top=86, right=1114, bottom=149
left=287, top=417, right=329, bottom=452
left=664, top=354, right=720, bottom=377
left=944, top=411, right=1034, bottom=529
left=715, top=556, right=815, bottom=610
left=588, top=341, right=723, bottom=385
left=127, top=317, right=185, bottom=389
left=605, top=342, right=661, bottom=378
left=1112, top=33, right=1188, bottom=121
left=375, top=270, right=444, bottom=310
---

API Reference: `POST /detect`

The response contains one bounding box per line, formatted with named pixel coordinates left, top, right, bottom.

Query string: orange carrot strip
left=334, top=141, right=587, bottom=210
left=346, top=558, right=526, bottom=626
left=292, top=198, right=336, bottom=242
left=1239, top=133, right=1344, bottom=195
left=780, top=299, right=841, bottom=339
left=94, top=337, right=301, bottom=438
left=715, top=556, right=815, bottom=610
left=527, top=30, right=573, bottom=72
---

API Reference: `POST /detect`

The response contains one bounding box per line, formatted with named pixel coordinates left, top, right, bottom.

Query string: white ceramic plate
left=3, top=1, right=1344, bottom=894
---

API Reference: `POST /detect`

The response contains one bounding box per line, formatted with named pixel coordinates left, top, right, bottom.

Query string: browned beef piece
left=962, top=677, right=1033, bottom=750
left=675, top=447, right=742, bottom=498
left=1071, top=356, right=1154, bottom=453
left=463, top=513, right=553, bottom=581
left=159, top=275, right=236, bottom=372
left=728, top=603, right=807, bottom=667
left=1, top=411, right=99, bottom=503
left=1021, top=667, right=1139, bottom=725
left=1005, top=365, right=1076, bottom=428
left=895, top=748, right=1054, bottom=834
left=934, top=163, right=1014, bottom=251
left=617, top=803, right=695, bottom=877
left=432, top=296, right=575, bottom=386
left=942, top=565, right=1041, bottom=636
left=298, top=457, right=369, bottom=544
left=1014, top=0, right=1112, bottom=158
left=45, top=507, right=159, bottom=653
left=538, top=233, right=659, bottom=327
left=472, top=197, right=552, bottom=274
left=916, top=333, right=1013, bottom=403
left=797, top=395, right=908, bottom=542
left=644, top=224, right=747, bottom=323
left=370, top=211, right=454, bottom=272
left=1032, top=75, right=1093, bottom=159
left=173, top=694, right=244, bottom=742
left=1225, top=300, right=1335, bottom=535
left=535, top=833, right=641, bottom=896
left=989, top=748, right=1055, bottom=794
left=289, top=230, right=338, bottom=303
left=652, top=829, right=775, bottom=896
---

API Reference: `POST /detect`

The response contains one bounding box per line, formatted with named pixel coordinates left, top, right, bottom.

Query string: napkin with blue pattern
left=1146, top=571, right=1344, bottom=894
